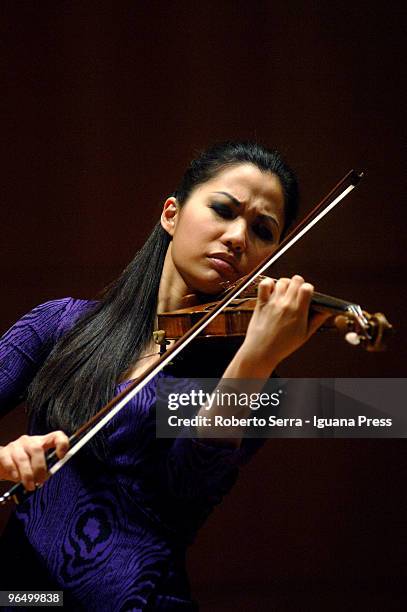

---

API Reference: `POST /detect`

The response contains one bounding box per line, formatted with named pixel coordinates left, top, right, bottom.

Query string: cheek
left=248, top=243, right=278, bottom=268
left=241, top=245, right=278, bottom=276
left=171, top=221, right=204, bottom=265
left=173, top=209, right=219, bottom=252
left=174, top=221, right=204, bottom=252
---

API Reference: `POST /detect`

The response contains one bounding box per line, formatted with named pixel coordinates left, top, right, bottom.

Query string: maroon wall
left=1, top=2, right=406, bottom=609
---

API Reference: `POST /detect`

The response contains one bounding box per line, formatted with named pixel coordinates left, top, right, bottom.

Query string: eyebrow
left=212, top=191, right=280, bottom=230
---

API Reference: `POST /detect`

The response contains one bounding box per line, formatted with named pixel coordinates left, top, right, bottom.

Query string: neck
left=157, top=243, right=198, bottom=313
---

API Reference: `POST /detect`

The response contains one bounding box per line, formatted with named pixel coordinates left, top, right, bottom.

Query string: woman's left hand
left=237, top=275, right=331, bottom=374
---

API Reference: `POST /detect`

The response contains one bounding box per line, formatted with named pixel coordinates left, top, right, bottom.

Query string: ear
left=160, top=197, right=179, bottom=237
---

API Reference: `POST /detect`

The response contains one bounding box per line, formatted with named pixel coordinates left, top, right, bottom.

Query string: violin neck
left=311, top=291, right=357, bottom=314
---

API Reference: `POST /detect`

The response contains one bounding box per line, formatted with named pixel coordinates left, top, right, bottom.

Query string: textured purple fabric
left=0, top=299, right=263, bottom=611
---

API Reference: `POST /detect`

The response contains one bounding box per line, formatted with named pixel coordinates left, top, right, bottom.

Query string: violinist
left=0, top=142, right=330, bottom=610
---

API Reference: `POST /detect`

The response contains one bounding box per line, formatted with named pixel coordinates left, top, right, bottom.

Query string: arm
left=164, top=276, right=330, bottom=512
left=0, top=298, right=79, bottom=488
left=0, top=299, right=73, bottom=411
left=195, top=276, right=331, bottom=446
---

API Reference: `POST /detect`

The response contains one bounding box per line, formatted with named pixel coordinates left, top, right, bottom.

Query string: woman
left=0, top=142, right=329, bottom=610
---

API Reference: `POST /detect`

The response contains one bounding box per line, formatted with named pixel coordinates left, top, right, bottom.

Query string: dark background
left=0, top=1, right=406, bottom=609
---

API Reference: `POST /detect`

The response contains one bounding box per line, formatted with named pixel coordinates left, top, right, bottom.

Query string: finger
left=257, top=278, right=275, bottom=307
left=25, top=438, right=48, bottom=484
left=42, top=431, right=70, bottom=460
left=274, top=277, right=290, bottom=296
left=10, top=447, right=36, bottom=491
left=284, top=275, right=305, bottom=302
left=0, top=453, right=19, bottom=482
left=296, top=282, right=314, bottom=312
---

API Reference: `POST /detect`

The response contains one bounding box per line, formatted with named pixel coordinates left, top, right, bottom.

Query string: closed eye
left=253, top=223, right=275, bottom=242
left=210, top=203, right=235, bottom=219
left=211, top=203, right=275, bottom=242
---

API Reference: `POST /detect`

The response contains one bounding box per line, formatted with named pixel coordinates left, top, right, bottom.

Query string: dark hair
left=28, top=141, right=298, bottom=459
left=175, top=141, right=298, bottom=236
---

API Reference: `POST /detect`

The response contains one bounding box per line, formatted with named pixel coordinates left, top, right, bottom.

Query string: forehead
left=200, top=163, right=285, bottom=217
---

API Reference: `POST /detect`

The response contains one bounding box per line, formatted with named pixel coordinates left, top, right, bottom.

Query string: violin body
left=158, top=298, right=256, bottom=338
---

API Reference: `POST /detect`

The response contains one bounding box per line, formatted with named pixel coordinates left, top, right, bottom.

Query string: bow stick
left=0, top=169, right=364, bottom=505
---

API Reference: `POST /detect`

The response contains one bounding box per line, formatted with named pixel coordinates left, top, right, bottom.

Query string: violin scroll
left=332, top=311, right=393, bottom=352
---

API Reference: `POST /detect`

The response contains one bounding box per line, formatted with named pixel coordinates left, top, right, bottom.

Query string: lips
left=207, top=253, right=239, bottom=276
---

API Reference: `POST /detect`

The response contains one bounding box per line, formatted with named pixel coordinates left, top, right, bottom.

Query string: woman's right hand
left=0, top=431, right=69, bottom=491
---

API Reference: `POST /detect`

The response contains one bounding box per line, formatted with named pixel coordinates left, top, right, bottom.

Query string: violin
left=0, top=169, right=393, bottom=507
left=156, top=276, right=393, bottom=352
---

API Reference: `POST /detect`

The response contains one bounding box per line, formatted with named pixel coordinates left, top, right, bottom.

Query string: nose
left=222, top=218, right=247, bottom=253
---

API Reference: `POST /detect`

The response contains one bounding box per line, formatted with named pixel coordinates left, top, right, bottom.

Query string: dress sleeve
left=0, top=298, right=77, bottom=413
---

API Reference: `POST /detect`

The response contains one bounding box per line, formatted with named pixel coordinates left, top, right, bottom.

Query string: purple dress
left=0, top=299, right=263, bottom=611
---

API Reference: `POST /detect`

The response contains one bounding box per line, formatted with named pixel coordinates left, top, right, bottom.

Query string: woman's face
left=163, top=163, right=286, bottom=295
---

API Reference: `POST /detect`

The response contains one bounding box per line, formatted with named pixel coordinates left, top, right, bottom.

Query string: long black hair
left=28, top=141, right=298, bottom=459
